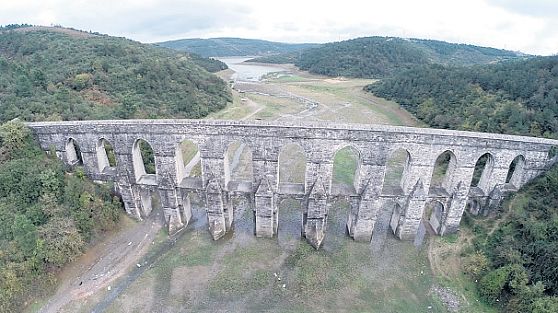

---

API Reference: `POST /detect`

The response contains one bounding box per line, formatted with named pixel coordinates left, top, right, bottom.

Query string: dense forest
left=0, top=121, right=122, bottom=312
left=463, top=164, right=558, bottom=312
left=156, top=37, right=319, bottom=57
left=367, top=56, right=558, bottom=137
left=295, top=36, right=527, bottom=78
left=0, top=27, right=232, bottom=123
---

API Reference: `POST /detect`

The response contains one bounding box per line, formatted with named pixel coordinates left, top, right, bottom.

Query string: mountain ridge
left=294, top=36, right=530, bottom=78
left=156, top=37, right=320, bottom=57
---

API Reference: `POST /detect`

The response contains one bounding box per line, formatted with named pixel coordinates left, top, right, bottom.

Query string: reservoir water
left=216, top=56, right=285, bottom=82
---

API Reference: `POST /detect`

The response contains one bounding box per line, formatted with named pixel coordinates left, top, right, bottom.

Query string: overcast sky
left=1, top=0, right=557, bottom=55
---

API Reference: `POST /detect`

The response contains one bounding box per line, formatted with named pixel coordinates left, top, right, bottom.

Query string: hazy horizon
left=1, top=0, right=557, bottom=56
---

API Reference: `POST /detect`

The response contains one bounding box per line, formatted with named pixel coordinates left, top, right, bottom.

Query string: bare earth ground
left=31, top=62, right=484, bottom=313
left=31, top=210, right=164, bottom=313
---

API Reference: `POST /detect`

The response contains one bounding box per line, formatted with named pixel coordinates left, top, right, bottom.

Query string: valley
left=0, top=4, right=556, bottom=310
left=30, top=59, right=491, bottom=313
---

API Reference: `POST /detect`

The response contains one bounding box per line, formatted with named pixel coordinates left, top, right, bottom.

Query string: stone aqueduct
left=27, top=119, right=558, bottom=248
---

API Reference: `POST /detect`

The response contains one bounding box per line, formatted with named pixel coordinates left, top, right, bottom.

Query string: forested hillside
left=246, top=51, right=301, bottom=64
left=0, top=27, right=231, bottom=123
left=0, top=26, right=234, bottom=311
left=463, top=163, right=558, bottom=312
left=0, top=121, right=121, bottom=312
left=367, top=55, right=558, bottom=312
left=156, top=37, right=319, bottom=57
left=295, top=36, right=527, bottom=78
left=367, top=56, right=558, bottom=137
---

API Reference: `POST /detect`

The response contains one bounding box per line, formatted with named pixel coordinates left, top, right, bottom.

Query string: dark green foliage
left=478, top=265, right=512, bottom=302
left=368, top=56, right=558, bottom=137
left=188, top=53, right=228, bottom=72
left=103, top=141, right=117, bottom=167
left=156, top=37, right=319, bottom=57
left=0, top=24, right=33, bottom=31
left=467, top=163, right=558, bottom=312
left=295, top=36, right=525, bottom=78
left=247, top=51, right=302, bottom=64
left=0, top=28, right=231, bottom=123
left=0, top=121, right=121, bottom=312
left=138, top=140, right=156, bottom=174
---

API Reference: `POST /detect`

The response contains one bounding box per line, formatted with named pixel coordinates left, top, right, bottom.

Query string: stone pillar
left=396, top=179, right=427, bottom=240
left=205, top=179, right=228, bottom=240
left=487, top=185, right=504, bottom=211
left=159, top=177, right=185, bottom=235
left=347, top=158, right=387, bottom=242
left=346, top=195, right=361, bottom=238
left=155, top=152, right=189, bottom=235
left=304, top=177, right=328, bottom=249
left=113, top=149, right=142, bottom=220
left=401, top=157, right=434, bottom=196
left=253, top=160, right=278, bottom=188
left=347, top=196, right=383, bottom=241
left=440, top=182, right=469, bottom=235
left=118, top=183, right=142, bottom=219
left=80, top=151, right=98, bottom=177
left=179, top=190, right=193, bottom=225
left=254, top=176, right=277, bottom=237
left=306, top=162, right=333, bottom=194
left=435, top=162, right=473, bottom=234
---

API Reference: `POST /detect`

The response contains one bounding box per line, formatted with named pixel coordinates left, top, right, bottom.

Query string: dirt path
left=183, top=151, right=200, bottom=176
left=239, top=98, right=263, bottom=120
left=39, top=212, right=164, bottom=313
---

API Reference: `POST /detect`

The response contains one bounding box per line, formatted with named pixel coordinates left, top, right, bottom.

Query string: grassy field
left=332, top=146, right=359, bottom=187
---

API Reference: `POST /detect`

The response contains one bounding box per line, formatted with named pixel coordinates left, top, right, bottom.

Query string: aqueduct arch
left=471, top=153, right=494, bottom=193
left=28, top=119, right=558, bottom=249
left=132, top=138, right=156, bottom=185
left=382, top=148, right=411, bottom=194
left=65, top=137, right=82, bottom=165
left=506, top=155, right=526, bottom=189
left=96, top=138, right=116, bottom=174
left=331, top=145, right=361, bottom=195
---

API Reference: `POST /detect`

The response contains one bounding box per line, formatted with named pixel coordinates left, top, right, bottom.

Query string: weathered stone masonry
left=26, top=119, right=558, bottom=248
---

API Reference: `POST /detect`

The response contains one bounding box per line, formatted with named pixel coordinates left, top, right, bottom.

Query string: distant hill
left=367, top=56, right=558, bottom=137
left=0, top=26, right=231, bottom=122
left=156, top=37, right=320, bottom=57
left=295, top=36, right=529, bottom=78
left=246, top=51, right=301, bottom=64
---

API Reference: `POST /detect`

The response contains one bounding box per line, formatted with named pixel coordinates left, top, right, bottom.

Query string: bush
left=463, top=251, right=490, bottom=279
left=479, top=266, right=510, bottom=302
left=531, top=296, right=558, bottom=313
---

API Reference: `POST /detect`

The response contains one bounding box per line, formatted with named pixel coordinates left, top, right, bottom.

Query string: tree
left=0, top=120, right=31, bottom=157
left=37, top=217, right=84, bottom=267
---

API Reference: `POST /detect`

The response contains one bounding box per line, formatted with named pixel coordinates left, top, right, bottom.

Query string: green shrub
left=479, top=266, right=510, bottom=302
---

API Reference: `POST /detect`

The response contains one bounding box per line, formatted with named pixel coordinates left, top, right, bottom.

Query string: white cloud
left=0, top=0, right=556, bottom=55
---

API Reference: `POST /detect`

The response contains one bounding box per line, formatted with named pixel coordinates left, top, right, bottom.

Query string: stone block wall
left=26, top=119, right=558, bottom=248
